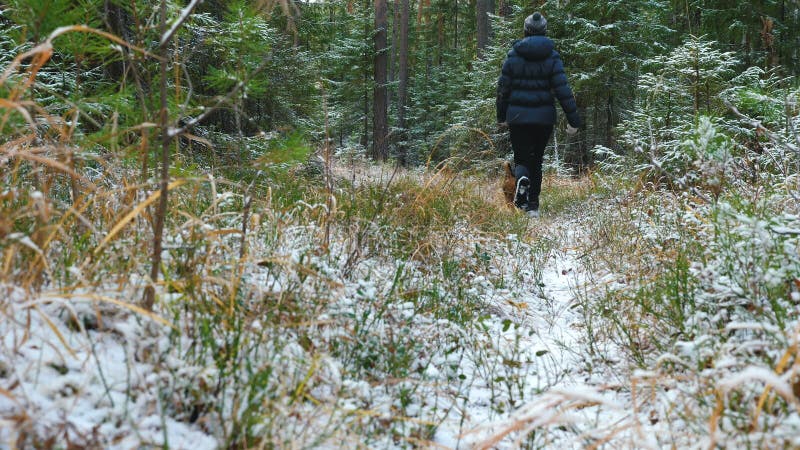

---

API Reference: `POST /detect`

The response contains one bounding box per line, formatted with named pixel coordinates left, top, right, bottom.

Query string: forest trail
left=2, top=151, right=659, bottom=449
left=332, top=160, right=629, bottom=447
left=441, top=212, right=634, bottom=448
left=8, top=153, right=795, bottom=449
left=442, top=223, right=597, bottom=447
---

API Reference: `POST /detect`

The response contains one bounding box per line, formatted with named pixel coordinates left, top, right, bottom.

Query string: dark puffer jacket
left=496, top=36, right=580, bottom=127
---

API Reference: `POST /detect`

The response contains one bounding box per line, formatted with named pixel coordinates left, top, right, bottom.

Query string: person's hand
left=566, top=124, right=578, bottom=136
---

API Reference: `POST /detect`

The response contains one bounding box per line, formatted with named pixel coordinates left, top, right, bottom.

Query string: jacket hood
left=512, top=36, right=554, bottom=61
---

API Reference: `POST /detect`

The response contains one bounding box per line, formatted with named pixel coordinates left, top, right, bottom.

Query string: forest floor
left=3, top=158, right=798, bottom=449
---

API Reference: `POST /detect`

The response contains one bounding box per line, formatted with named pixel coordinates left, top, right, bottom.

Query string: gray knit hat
left=524, top=12, right=547, bottom=36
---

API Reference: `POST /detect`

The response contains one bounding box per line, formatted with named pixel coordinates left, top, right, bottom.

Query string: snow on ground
left=1, top=219, right=621, bottom=449
left=0, top=285, right=218, bottom=449
left=433, top=221, right=636, bottom=449
left=0, top=176, right=650, bottom=449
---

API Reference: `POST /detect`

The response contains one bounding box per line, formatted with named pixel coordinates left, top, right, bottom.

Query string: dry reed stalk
left=750, top=324, right=800, bottom=430
left=467, top=388, right=625, bottom=450
left=90, top=179, right=186, bottom=258
left=30, top=304, right=77, bottom=358
left=2, top=148, right=97, bottom=192
left=0, top=99, right=36, bottom=129
left=38, top=293, right=174, bottom=328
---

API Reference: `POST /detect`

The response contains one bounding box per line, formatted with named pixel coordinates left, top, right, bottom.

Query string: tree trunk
left=454, top=0, right=458, bottom=49
left=487, top=0, right=495, bottom=42
left=373, top=0, right=389, bottom=160
left=437, top=14, right=444, bottom=66
left=390, top=0, right=399, bottom=108
left=476, top=0, right=489, bottom=59
left=693, top=47, right=700, bottom=116
left=498, top=0, right=510, bottom=17
left=398, top=0, right=409, bottom=165
left=143, top=0, right=172, bottom=311
left=606, top=76, right=614, bottom=148
left=362, top=0, right=370, bottom=150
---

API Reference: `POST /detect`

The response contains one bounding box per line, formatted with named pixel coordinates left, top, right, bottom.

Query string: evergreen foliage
left=1, top=0, right=798, bottom=167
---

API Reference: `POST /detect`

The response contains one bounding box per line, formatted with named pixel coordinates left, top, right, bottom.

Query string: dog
left=501, top=160, right=516, bottom=207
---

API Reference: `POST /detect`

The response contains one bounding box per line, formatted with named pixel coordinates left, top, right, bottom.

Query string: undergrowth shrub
left=581, top=53, right=800, bottom=445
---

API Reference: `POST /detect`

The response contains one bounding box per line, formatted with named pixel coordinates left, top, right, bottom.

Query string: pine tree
left=547, top=0, right=673, bottom=171
left=617, top=36, right=739, bottom=178
left=373, top=0, right=389, bottom=160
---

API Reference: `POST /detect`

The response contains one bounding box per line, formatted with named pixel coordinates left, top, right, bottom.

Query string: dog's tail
left=503, top=160, right=514, bottom=177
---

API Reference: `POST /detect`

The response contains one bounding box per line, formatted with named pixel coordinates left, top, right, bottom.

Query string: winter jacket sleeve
left=496, top=58, right=512, bottom=123
left=549, top=51, right=581, bottom=128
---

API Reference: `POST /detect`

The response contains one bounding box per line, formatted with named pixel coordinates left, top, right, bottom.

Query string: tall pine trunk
left=476, top=0, right=489, bottom=59
left=454, top=0, right=459, bottom=49
left=390, top=0, right=399, bottom=108
left=373, top=0, right=389, bottom=160
left=362, top=0, right=370, bottom=150
left=498, top=0, right=509, bottom=17
left=398, top=0, right=409, bottom=165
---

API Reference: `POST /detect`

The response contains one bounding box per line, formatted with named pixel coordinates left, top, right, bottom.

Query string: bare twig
left=638, top=144, right=712, bottom=204
left=159, top=0, right=205, bottom=48
left=143, top=0, right=174, bottom=311
left=725, top=99, right=799, bottom=155
left=165, top=59, right=269, bottom=139
left=0, top=25, right=160, bottom=86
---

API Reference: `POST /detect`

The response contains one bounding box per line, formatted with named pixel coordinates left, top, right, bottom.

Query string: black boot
left=513, top=165, right=531, bottom=211
left=514, top=176, right=530, bottom=210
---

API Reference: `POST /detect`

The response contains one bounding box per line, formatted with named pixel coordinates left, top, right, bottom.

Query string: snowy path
left=432, top=219, right=624, bottom=448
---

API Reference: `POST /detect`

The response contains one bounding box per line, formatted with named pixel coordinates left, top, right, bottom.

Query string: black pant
left=510, top=123, right=553, bottom=210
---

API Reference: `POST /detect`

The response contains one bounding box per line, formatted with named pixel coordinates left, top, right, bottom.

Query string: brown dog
left=502, top=161, right=516, bottom=207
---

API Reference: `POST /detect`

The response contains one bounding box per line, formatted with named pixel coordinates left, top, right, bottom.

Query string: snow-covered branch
left=160, top=0, right=204, bottom=48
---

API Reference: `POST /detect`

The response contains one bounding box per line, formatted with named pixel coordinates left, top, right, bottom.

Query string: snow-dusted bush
left=574, top=39, right=800, bottom=441
left=614, top=37, right=740, bottom=185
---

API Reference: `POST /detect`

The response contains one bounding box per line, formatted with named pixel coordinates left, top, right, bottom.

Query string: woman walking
left=497, top=12, right=580, bottom=217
